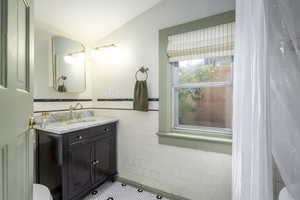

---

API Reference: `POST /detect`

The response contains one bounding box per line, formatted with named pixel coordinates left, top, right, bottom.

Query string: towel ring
left=135, top=66, right=149, bottom=81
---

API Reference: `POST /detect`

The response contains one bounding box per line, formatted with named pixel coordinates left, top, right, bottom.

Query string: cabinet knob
left=92, top=160, right=100, bottom=165
left=104, top=127, right=111, bottom=132
left=77, top=135, right=83, bottom=140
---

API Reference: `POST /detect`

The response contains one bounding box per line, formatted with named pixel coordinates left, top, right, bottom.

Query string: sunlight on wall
left=91, top=46, right=131, bottom=65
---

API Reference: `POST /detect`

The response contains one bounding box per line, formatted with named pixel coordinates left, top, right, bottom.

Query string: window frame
left=158, top=11, right=235, bottom=147
left=171, top=57, right=234, bottom=134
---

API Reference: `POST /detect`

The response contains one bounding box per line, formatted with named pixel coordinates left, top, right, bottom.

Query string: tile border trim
left=34, top=99, right=93, bottom=102
left=34, top=107, right=159, bottom=113
left=93, top=107, right=159, bottom=112
left=97, top=98, right=159, bottom=102
left=33, top=98, right=159, bottom=102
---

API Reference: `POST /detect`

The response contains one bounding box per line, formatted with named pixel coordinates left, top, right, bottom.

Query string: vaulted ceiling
left=34, top=0, right=162, bottom=44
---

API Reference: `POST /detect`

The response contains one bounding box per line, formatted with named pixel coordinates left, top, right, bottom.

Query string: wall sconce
left=91, top=44, right=117, bottom=56
left=94, top=44, right=117, bottom=51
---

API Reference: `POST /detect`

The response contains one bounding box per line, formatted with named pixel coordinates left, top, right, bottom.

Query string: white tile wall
left=34, top=101, right=94, bottom=112
left=93, top=101, right=158, bottom=110
left=93, top=109, right=232, bottom=200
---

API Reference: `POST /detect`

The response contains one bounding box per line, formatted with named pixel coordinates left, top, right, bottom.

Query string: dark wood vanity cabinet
left=36, top=122, right=118, bottom=200
left=68, top=142, right=93, bottom=199
left=94, top=136, right=116, bottom=183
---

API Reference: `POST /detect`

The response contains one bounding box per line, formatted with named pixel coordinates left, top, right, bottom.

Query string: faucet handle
left=75, top=103, right=84, bottom=109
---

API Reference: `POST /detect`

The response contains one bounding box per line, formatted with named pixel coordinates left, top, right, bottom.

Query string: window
left=158, top=11, right=235, bottom=146
left=172, top=56, right=233, bottom=133
left=167, top=22, right=234, bottom=133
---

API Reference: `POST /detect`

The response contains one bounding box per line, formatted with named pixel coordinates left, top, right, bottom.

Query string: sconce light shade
left=94, top=44, right=117, bottom=50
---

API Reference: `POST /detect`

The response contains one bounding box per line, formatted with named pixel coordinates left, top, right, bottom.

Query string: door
left=94, top=136, right=114, bottom=183
left=68, top=142, right=93, bottom=198
left=0, top=0, right=34, bottom=200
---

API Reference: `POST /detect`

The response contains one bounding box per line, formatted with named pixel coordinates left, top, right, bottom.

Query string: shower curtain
left=233, top=0, right=300, bottom=200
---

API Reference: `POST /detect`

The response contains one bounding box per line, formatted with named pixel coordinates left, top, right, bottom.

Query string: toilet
left=279, top=187, right=295, bottom=200
left=33, top=184, right=53, bottom=200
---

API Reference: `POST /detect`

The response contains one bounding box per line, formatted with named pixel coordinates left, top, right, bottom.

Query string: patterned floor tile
left=84, top=182, right=168, bottom=200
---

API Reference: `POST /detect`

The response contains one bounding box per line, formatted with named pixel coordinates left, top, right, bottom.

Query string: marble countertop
left=36, top=116, right=119, bottom=134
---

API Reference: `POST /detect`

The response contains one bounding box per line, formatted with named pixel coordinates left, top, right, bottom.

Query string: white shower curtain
left=233, top=0, right=300, bottom=199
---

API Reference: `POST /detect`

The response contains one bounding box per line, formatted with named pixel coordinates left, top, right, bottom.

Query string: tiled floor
left=84, top=182, right=168, bottom=200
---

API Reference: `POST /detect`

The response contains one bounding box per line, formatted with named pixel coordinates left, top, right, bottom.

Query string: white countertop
left=36, top=116, right=119, bottom=134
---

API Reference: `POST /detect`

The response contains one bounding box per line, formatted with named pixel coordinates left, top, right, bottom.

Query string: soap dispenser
left=41, top=112, right=49, bottom=128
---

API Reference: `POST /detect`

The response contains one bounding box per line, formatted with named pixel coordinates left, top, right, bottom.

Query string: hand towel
left=133, top=80, right=148, bottom=111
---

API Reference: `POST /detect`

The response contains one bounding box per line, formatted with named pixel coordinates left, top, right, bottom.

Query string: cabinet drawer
left=95, top=124, right=114, bottom=134
left=69, top=123, right=114, bottom=145
left=69, top=129, right=89, bottom=144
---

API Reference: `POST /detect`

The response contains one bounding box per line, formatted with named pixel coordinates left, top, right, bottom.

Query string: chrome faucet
left=69, top=103, right=84, bottom=120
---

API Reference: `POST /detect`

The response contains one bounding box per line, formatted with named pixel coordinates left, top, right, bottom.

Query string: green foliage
left=177, top=64, right=214, bottom=121
left=177, top=64, right=215, bottom=83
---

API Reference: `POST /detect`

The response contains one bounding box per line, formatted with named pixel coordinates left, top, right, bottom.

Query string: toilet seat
left=33, top=184, right=52, bottom=200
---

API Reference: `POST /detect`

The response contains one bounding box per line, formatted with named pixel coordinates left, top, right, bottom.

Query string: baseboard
left=117, top=177, right=191, bottom=200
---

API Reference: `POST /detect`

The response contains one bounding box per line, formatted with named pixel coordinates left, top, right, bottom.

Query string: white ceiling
left=34, top=0, right=162, bottom=44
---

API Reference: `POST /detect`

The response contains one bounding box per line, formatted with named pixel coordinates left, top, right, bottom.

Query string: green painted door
left=0, top=0, right=34, bottom=200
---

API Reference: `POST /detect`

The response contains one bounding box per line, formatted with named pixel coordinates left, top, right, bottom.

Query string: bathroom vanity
left=36, top=113, right=118, bottom=200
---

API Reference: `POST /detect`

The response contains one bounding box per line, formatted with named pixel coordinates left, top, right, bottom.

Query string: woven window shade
left=167, top=22, right=235, bottom=62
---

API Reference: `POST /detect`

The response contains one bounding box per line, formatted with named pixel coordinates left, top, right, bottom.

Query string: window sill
left=173, top=126, right=232, bottom=137
left=157, top=131, right=232, bottom=154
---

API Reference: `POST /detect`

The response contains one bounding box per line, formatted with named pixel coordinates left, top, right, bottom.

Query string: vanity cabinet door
left=93, top=136, right=114, bottom=183
left=68, top=142, right=93, bottom=198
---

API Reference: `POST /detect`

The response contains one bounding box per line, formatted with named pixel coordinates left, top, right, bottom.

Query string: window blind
left=167, top=22, right=235, bottom=62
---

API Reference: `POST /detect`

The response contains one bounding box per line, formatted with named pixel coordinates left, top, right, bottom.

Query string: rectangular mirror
left=52, top=36, right=86, bottom=93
